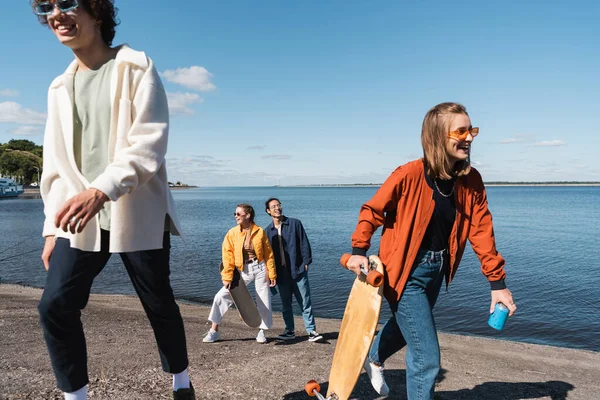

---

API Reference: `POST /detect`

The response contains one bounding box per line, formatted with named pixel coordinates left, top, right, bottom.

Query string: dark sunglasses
left=234, top=212, right=246, bottom=217
left=35, top=0, right=79, bottom=16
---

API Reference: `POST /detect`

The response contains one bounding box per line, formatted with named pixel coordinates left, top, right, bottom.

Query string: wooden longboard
left=219, top=262, right=262, bottom=328
left=326, top=255, right=384, bottom=399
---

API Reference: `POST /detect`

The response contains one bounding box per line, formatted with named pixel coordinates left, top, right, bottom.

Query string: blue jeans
left=368, top=248, right=447, bottom=400
left=278, top=270, right=316, bottom=333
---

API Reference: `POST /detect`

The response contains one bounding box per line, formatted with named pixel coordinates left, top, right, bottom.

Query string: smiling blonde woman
left=345, top=102, right=517, bottom=399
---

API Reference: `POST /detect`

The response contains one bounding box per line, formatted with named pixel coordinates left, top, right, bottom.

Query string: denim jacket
left=265, top=216, right=312, bottom=279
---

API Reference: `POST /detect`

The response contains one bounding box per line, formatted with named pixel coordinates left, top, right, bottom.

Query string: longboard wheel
left=366, top=270, right=384, bottom=287
left=305, top=380, right=321, bottom=396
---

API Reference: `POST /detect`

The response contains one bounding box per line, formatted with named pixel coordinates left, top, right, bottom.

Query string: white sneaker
left=256, top=329, right=267, bottom=344
left=363, top=358, right=390, bottom=396
left=308, top=331, right=324, bottom=342
left=202, top=329, right=220, bottom=343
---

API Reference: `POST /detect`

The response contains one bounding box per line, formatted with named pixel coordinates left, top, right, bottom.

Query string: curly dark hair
left=31, top=0, right=119, bottom=46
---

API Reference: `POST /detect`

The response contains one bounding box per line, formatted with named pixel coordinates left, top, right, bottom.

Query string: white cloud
left=261, top=154, right=292, bottom=160
left=161, top=66, right=216, bottom=92
left=0, top=101, right=46, bottom=124
left=500, top=138, right=525, bottom=144
left=8, top=126, right=42, bottom=136
left=0, top=89, right=19, bottom=97
left=167, top=155, right=231, bottom=175
left=247, top=146, right=265, bottom=151
left=534, top=140, right=567, bottom=147
left=166, top=92, right=203, bottom=115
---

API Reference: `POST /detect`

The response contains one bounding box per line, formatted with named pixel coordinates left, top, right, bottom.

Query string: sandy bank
left=0, top=284, right=598, bottom=399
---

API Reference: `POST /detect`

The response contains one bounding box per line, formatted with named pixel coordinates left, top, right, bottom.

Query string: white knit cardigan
left=40, top=45, right=182, bottom=252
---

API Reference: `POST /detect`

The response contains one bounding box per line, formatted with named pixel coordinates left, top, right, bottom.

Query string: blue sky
left=1, top=0, right=599, bottom=185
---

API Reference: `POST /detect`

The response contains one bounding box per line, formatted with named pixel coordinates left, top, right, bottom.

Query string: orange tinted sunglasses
left=447, top=127, right=479, bottom=141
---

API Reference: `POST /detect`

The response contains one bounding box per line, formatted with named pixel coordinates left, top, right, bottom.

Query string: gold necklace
left=434, top=179, right=455, bottom=198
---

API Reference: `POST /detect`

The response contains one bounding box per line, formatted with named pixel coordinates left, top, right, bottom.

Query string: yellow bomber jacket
left=221, top=223, right=277, bottom=282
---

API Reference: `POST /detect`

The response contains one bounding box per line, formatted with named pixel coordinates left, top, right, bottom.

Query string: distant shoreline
left=168, top=185, right=199, bottom=190
left=288, top=182, right=600, bottom=188
left=13, top=183, right=600, bottom=197
left=486, top=183, right=600, bottom=187
left=16, top=186, right=199, bottom=198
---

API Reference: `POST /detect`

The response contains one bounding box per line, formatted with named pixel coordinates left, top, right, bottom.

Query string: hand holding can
left=488, top=302, right=509, bottom=330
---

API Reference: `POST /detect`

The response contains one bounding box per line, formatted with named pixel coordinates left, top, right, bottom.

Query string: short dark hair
left=237, top=204, right=255, bottom=223
left=265, top=197, right=280, bottom=213
left=31, top=0, right=120, bottom=46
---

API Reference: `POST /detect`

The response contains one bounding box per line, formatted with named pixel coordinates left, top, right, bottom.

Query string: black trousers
left=38, top=230, right=189, bottom=392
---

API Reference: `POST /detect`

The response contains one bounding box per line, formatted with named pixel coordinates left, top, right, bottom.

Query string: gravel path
left=1, top=284, right=598, bottom=399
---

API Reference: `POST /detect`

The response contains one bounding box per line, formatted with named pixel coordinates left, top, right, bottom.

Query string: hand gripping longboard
left=339, top=253, right=384, bottom=287
left=219, top=262, right=262, bottom=328
left=306, top=254, right=384, bottom=400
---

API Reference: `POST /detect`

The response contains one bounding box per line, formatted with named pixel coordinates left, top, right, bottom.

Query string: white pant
left=208, top=260, right=272, bottom=329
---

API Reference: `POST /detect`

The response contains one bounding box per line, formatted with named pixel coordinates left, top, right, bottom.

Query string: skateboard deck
left=306, top=255, right=384, bottom=400
left=219, top=262, right=262, bottom=328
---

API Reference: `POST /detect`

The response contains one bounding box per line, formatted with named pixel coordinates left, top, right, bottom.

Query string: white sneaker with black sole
left=276, top=329, right=296, bottom=340
left=308, top=331, right=323, bottom=342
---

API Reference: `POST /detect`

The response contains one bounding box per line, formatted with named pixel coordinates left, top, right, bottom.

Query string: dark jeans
left=38, top=230, right=189, bottom=392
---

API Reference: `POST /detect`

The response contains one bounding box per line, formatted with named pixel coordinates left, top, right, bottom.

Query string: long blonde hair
left=421, top=102, right=471, bottom=179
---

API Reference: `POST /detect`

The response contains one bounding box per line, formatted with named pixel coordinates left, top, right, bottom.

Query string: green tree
left=0, top=149, right=43, bottom=184
left=0, top=140, right=43, bottom=184
left=6, top=139, right=39, bottom=152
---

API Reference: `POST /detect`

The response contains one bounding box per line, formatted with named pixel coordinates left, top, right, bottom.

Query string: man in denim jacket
left=265, top=198, right=323, bottom=342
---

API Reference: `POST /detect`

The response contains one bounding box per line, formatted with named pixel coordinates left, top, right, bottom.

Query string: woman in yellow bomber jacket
left=203, top=204, right=276, bottom=344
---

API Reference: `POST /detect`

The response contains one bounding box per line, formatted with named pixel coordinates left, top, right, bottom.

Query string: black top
left=421, top=169, right=456, bottom=252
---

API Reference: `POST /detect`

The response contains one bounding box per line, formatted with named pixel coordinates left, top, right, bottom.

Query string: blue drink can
left=488, top=303, right=509, bottom=330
